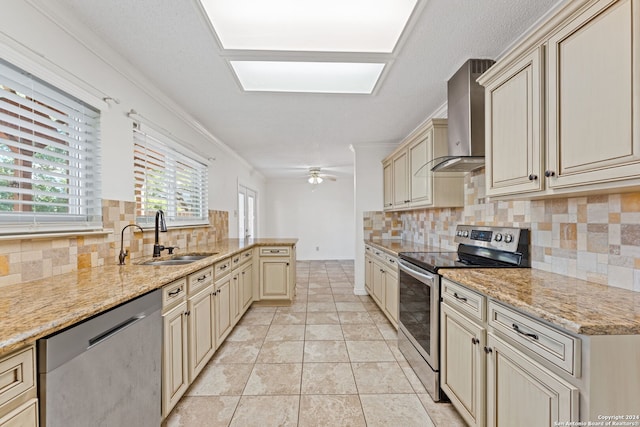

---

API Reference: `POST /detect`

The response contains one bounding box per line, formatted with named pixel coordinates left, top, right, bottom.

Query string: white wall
left=265, top=178, right=355, bottom=260
left=3, top=1, right=265, bottom=238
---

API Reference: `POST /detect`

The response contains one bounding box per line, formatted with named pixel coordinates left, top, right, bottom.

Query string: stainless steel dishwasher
left=38, top=289, right=162, bottom=427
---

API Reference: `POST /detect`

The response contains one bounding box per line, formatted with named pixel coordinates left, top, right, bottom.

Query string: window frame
left=133, top=122, right=209, bottom=228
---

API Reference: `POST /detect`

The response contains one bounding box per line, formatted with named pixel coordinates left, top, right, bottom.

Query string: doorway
left=238, top=184, right=257, bottom=239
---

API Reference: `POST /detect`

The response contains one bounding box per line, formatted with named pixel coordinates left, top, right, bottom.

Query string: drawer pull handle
left=270, top=249, right=280, bottom=253
left=234, top=258, right=239, bottom=263
left=245, top=253, right=251, bottom=257
left=197, top=275, right=207, bottom=282
left=453, top=292, right=467, bottom=302
left=512, top=323, right=539, bottom=340
left=471, top=338, right=480, bottom=345
left=220, top=265, right=228, bottom=270
left=168, top=288, right=182, bottom=296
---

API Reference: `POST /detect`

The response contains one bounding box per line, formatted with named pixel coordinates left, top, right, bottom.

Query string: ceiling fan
left=307, top=167, right=337, bottom=184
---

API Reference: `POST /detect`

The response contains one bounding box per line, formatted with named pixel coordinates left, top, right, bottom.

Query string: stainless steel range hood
left=431, top=59, right=495, bottom=172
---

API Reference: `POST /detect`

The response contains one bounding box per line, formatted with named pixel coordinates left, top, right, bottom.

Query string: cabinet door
left=484, top=47, right=543, bottom=196
left=547, top=0, right=640, bottom=188
left=259, top=258, right=291, bottom=300
left=162, top=302, right=188, bottom=418
left=383, top=270, right=398, bottom=325
left=241, top=261, right=254, bottom=313
left=188, top=286, right=215, bottom=383
left=383, top=160, right=393, bottom=210
left=231, top=272, right=241, bottom=325
left=392, top=151, right=409, bottom=208
left=215, top=277, right=233, bottom=345
left=409, top=132, right=432, bottom=205
left=486, top=334, right=578, bottom=427
left=371, top=258, right=385, bottom=306
left=364, top=254, right=373, bottom=294
left=0, top=399, right=38, bottom=427
left=441, top=304, right=486, bottom=427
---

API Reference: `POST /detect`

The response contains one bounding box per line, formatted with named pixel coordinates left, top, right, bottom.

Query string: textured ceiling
left=47, top=0, right=563, bottom=179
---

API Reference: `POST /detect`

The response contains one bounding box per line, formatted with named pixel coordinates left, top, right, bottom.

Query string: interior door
left=238, top=185, right=257, bottom=239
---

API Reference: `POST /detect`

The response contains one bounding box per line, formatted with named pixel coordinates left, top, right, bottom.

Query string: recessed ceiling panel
left=230, top=61, right=385, bottom=94
left=200, top=0, right=418, bottom=53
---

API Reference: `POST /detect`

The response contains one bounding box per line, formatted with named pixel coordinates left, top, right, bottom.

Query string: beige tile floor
left=164, top=260, right=466, bottom=427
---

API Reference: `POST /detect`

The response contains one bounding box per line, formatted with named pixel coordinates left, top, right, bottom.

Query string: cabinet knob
left=528, top=174, right=538, bottom=181
left=471, top=338, right=480, bottom=345
left=544, top=170, right=556, bottom=178
left=484, top=346, right=493, bottom=354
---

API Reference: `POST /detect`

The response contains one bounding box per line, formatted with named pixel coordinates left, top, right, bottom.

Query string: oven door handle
left=399, top=259, right=435, bottom=283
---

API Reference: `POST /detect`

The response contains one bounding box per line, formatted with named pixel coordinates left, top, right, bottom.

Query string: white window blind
left=133, top=123, right=209, bottom=227
left=0, top=59, right=102, bottom=234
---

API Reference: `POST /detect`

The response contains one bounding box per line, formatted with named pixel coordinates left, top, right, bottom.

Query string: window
left=0, top=59, right=101, bottom=234
left=133, top=123, right=208, bottom=227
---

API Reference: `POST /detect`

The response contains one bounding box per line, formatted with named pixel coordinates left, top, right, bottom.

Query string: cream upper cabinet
left=480, top=0, right=640, bottom=198
left=383, top=118, right=464, bottom=211
left=392, top=151, right=409, bottom=209
left=482, top=47, right=544, bottom=196
left=382, top=160, right=393, bottom=209
left=546, top=0, right=640, bottom=188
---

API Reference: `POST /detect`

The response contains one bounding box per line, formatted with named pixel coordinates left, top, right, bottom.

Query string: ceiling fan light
left=308, top=175, right=323, bottom=184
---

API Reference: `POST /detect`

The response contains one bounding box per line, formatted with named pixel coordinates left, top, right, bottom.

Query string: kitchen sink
left=137, top=252, right=218, bottom=266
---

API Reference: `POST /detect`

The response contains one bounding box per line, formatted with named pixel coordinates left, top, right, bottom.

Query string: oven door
left=398, top=259, right=440, bottom=371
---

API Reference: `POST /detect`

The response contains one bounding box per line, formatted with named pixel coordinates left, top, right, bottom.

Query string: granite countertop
left=440, top=268, right=640, bottom=336
left=365, top=239, right=443, bottom=256
left=0, top=238, right=297, bottom=357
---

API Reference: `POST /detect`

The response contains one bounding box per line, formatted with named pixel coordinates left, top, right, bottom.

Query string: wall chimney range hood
left=431, top=59, right=495, bottom=172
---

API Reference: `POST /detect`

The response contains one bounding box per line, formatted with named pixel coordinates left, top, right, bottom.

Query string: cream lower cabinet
left=480, top=0, right=640, bottom=198
left=187, top=285, right=215, bottom=383
left=364, top=245, right=398, bottom=327
left=214, top=273, right=233, bottom=345
left=161, top=279, right=189, bottom=418
left=441, top=278, right=578, bottom=427
left=441, top=303, right=486, bottom=427
left=486, top=333, right=578, bottom=427
left=0, top=346, right=38, bottom=427
left=364, top=247, right=374, bottom=295
left=259, top=246, right=295, bottom=301
left=239, top=258, right=254, bottom=313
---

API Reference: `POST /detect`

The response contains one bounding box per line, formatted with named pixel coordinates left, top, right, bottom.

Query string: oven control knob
left=462, top=230, right=469, bottom=237
left=494, top=233, right=503, bottom=242
left=504, top=234, right=513, bottom=243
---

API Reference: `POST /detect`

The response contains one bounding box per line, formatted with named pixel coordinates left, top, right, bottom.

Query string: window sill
left=0, top=229, right=114, bottom=241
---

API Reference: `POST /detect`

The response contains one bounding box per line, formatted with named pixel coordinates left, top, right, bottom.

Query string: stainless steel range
left=397, top=225, right=530, bottom=402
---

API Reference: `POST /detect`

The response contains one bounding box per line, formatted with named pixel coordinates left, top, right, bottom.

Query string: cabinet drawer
left=231, top=249, right=253, bottom=269
left=0, top=347, right=35, bottom=408
left=441, top=279, right=485, bottom=322
left=214, top=258, right=231, bottom=279
left=488, top=301, right=580, bottom=376
left=162, top=278, right=187, bottom=309
left=188, top=267, right=214, bottom=295
left=259, top=247, right=290, bottom=256
left=384, top=254, right=398, bottom=273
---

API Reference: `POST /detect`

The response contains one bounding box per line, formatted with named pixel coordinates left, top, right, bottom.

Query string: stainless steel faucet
left=153, top=210, right=168, bottom=257
left=118, top=224, right=144, bottom=265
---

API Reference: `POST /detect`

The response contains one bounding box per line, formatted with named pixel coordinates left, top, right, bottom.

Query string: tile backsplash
left=365, top=169, right=640, bottom=292
left=0, top=199, right=228, bottom=287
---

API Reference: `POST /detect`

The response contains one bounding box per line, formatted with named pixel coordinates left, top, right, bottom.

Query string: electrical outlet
left=315, top=246, right=319, bottom=251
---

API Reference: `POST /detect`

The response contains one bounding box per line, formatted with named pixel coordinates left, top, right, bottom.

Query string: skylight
left=200, top=0, right=418, bottom=53
left=230, top=61, right=385, bottom=94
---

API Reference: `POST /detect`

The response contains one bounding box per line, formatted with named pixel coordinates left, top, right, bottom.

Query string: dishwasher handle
left=88, top=314, right=145, bottom=349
